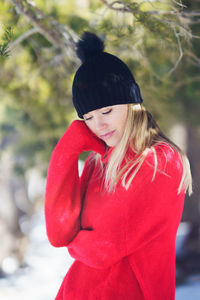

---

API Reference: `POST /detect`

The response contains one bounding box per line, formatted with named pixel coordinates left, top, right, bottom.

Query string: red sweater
left=45, top=120, right=185, bottom=300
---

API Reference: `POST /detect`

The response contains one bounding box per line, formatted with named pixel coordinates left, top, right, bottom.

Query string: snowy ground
left=0, top=210, right=200, bottom=300
left=176, top=276, right=200, bottom=299
left=0, top=211, right=74, bottom=300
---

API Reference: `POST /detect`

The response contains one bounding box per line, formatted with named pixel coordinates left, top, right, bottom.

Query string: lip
left=100, top=130, right=115, bottom=139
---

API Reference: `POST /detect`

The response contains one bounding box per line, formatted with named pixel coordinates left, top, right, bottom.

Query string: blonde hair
left=92, top=104, right=192, bottom=195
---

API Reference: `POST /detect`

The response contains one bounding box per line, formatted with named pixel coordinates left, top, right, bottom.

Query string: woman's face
left=83, top=104, right=128, bottom=147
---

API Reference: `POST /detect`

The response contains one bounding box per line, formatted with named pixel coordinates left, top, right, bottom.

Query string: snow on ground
left=0, top=209, right=200, bottom=300
left=176, top=275, right=200, bottom=299
left=0, top=211, right=74, bottom=300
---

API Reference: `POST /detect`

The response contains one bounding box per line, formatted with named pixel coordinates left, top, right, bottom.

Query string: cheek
left=85, top=121, right=95, bottom=134
left=119, top=112, right=128, bottom=131
left=122, top=116, right=128, bottom=129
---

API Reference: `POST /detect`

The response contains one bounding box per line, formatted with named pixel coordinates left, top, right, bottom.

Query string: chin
left=105, top=141, right=117, bottom=147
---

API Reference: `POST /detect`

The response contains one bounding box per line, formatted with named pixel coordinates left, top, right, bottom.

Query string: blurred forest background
left=0, top=0, right=200, bottom=298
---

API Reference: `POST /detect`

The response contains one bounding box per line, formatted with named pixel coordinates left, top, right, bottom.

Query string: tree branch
left=100, top=0, right=131, bottom=12
left=100, top=0, right=199, bottom=75
left=10, top=0, right=79, bottom=57
left=100, top=0, right=200, bottom=19
left=8, top=27, right=39, bottom=50
left=171, top=0, right=186, bottom=9
left=167, top=25, right=183, bottom=75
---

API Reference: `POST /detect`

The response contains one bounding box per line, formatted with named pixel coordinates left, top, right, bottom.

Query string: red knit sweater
left=45, top=120, right=185, bottom=300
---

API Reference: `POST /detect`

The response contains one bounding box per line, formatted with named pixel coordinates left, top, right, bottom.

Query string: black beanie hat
left=72, top=31, right=143, bottom=119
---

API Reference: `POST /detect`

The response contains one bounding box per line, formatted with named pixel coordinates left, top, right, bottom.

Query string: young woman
left=44, top=32, right=192, bottom=300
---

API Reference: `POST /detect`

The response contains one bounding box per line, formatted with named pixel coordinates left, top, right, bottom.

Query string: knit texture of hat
left=72, top=32, right=143, bottom=119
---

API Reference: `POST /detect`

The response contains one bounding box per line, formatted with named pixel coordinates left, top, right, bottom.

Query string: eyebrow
left=84, top=107, right=112, bottom=117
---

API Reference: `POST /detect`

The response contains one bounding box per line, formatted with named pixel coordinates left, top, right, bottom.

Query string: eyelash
left=85, top=109, right=112, bottom=121
left=103, top=108, right=112, bottom=115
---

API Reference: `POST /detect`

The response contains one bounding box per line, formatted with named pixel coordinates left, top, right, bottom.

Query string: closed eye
left=85, top=116, right=92, bottom=121
left=84, top=108, right=112, bottom=121
left=102, top=108, right=112, bottom=115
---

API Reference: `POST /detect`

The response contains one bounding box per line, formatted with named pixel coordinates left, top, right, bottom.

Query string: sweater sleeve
left=67, top=145, right=185, bottom=269
left=45, top=121, right=105, bottom=247
left=45, top=151, right=95, bottom=247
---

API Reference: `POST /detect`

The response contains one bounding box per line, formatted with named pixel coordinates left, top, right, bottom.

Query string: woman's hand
left=60, top=120, right=106, bottom=156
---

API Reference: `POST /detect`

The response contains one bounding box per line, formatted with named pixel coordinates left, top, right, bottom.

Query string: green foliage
left=0, top=0, right=199, bottom=177
left=0, top=44, right=9, bottom=57
left=0, top=26, right=13, bottom=58
left=66, top=15, right=88, bottom=34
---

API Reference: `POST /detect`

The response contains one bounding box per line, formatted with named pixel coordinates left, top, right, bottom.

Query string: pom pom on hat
left=76, top=31, right=105, bottom=63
